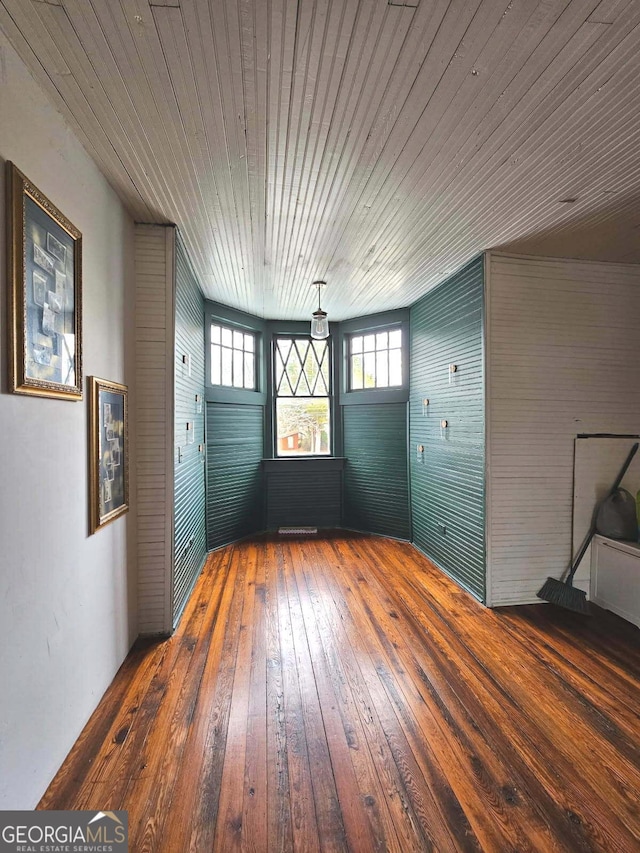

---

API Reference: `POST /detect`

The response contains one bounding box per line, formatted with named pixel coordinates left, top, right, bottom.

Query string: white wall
left=135, top=224, right=175, bottom=636
left=0, top=30, right=137, bottom=807
left=486, top=253, right=640, bottom=606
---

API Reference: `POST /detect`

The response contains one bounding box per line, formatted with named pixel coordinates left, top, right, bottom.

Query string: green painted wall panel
left=206, top=402, right=264, bottom=548
left=173, top=237, right=207, bottom=625
left=265, top=472, right=342, bottom=528
left=343, top=403, right=410, bottom=539
left=409, top=256, right=486, bottom=601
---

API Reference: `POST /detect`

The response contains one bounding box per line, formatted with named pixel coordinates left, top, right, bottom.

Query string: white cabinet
left=590, top=535, right=640, bottom=628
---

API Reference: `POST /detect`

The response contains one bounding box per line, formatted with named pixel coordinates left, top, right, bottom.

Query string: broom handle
left=567, top=442, right=639, bottom=582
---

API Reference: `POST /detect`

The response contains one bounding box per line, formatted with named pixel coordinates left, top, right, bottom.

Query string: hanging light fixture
left=310, top=280, right=329, bottom=339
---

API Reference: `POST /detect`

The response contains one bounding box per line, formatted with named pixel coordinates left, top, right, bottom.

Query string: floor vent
left=278, top=526, right=318, bottom=535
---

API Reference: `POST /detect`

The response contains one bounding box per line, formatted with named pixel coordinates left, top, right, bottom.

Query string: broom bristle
left=537, top=577, right=590, bottom=615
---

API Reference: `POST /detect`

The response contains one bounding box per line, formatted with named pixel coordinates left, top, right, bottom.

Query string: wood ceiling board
left=34, top=0, right=169, bottom=220
left=80, top=0, right=208, bottom=230
left=278, top=2, right=415, bottom=316
left=276, top=0, right=382, bottom=316
left=274, top=0, right=367, bottom=312
left=320, top=0, right=544, bottom=300
left=179, top=0, right=257, bottom=307
left=305, top=0, right=486, bottom=309
left=470, top=68, right=640, bottom=262
left=109, top=0, right=232, bottom=288
left=0, top=2, right=152, bottom=221
left=330, top=3, right=605, bottom=297
left=268, top=0, right=328, bottom=305
left=242, top=0, right=269, bottom=303
left=319, top=0, right=495, bottom=258
left=199, top=0, right=256, bottom=299
left=588, top=0, right=634, bottom=24
left=152, top=4, right=244, bottom=302
left=2, top=0, right=639, bottom=318
left=370, top=15, right=616, bottom=245
left=263, top=0, right=299, bottom=290
left=347, top=9, right=640, bottom=297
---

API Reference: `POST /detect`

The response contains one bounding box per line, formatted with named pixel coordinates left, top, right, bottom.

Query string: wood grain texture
left=40, top=533, right=640, bottom=852
left=2, top=0, right=640, bottom=320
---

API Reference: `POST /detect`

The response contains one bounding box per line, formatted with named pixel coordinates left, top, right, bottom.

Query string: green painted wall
left=264, top=458, right=344, bottom=529
left=409, top=256, right=485, bottom=601
left=173, top=236, right=207, bottom=624
left=206, top=403, right=264, bottom=549
left=343, top=403, right=410, bottom=539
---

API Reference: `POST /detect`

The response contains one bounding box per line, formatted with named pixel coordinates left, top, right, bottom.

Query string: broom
left=537, top=442, right=639, bottom=614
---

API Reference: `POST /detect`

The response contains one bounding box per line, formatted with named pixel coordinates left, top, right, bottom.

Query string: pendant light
left=311, top=280, right=329, bottom=339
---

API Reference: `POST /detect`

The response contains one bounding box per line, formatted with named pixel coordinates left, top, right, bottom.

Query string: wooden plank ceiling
left=1, top=0, right=639, bottom=319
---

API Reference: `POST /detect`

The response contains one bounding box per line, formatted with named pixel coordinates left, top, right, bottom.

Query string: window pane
left=351, top=354, right=363, bottom=389
left=233, top=349, right=244, bottom=387
left=389, top=328, right=402, bottom=348
left=302, top=345, right=317, bottom=395
left=389, top=348, right=402, bottom=385
left=221, top=347, right=232, bottom=385
left=275, top=339, right=294, bottom=394
left=313, top=340, right=329, bottom=394
left=345, top=326, right=403, bottom=390
left=364, top=352, right=375, bottom=387
left=320, top=355, right=329, bottom=393
left=211, top=324, right=257, bottom=388
left=244, top=352, right=255, bottom=389
left=276, top=397, right=330, bottom=456
left=376, top=350, right=388, bottom=387
left=276, top=337, right=330, bottom=397
left=211, top=344, right=221, bottom=384
left=285, top=354, right=302, bottom=393
left=277, top=338, right=292, bottom=360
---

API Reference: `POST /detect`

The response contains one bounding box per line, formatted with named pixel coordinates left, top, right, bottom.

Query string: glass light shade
left=311, top=309, right=329, bottom=339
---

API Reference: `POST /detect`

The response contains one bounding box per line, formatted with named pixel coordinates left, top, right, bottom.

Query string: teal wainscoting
left=206, top=402, right=265, bottom=549
left=409, top=256, right=486, bottom=601
left=173, top=236, right=207, bottom=625
left=343, top=403, right=410, bottom=539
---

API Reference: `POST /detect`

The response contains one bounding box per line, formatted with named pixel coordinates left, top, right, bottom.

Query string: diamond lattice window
left=274, top=337, right=330, bottom=456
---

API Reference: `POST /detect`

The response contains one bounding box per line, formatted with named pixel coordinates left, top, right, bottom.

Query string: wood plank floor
left=40, top=533, right=640, bottom=852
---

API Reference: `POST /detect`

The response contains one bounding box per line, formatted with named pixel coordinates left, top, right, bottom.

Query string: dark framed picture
left=89, top=377, right=129, bottom=534
left=6, top=162, right=82, bottom=399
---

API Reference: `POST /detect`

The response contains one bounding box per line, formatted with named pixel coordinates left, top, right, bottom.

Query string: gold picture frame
left=89, top=376, right=129, bottom=534
left=6, top=162, right=83, bottom=399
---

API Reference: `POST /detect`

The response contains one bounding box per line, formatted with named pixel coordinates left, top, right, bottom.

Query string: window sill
left=340, top=387, right=409, bottom=406
left=205, top=386, right=266, bottom=405
left=262, top=457, right=346, bottom=472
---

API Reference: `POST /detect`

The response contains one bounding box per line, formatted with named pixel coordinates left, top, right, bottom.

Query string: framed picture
left=89, top=376, right=129, bottom=534
left=6, top=162, right=82, bottom=399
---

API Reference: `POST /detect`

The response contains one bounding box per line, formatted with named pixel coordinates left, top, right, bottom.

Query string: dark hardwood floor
left=40, top=533, right=640, bottom=852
